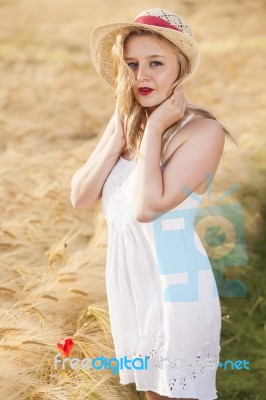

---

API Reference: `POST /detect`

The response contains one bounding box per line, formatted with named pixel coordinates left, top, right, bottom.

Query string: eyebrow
left=124, top=55, right=167, bottom=61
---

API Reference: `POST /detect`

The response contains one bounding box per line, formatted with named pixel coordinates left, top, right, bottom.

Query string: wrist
left=107, top=134, right=124, bottom=159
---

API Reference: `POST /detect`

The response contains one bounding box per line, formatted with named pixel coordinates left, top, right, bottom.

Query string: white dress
left=101, top=113, right=222, bottom=399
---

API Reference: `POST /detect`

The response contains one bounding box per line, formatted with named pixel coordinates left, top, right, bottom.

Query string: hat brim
left=90, top=22, right=200, bottom=87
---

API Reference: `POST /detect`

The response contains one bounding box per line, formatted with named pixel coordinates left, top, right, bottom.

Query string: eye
left=127, top=62, right=138, bottom=70
left=151, top=61, right=162, bottom=67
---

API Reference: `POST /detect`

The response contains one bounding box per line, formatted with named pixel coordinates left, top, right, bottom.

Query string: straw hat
left=90, top=8, right=200, bottom=87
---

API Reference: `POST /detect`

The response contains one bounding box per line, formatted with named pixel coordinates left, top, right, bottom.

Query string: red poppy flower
left=56, top=337, right=74, bottom=357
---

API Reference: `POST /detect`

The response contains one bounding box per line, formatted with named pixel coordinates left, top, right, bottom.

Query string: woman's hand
left=147, top=85, right=187, bottom=133
left=111, top=104, right=127, bottom=153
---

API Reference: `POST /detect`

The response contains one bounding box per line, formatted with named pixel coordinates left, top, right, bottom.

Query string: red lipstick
left=139, top=87, right=154, bottom=96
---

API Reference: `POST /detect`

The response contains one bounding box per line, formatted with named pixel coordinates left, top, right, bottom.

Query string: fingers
left=170, top=86, right=187, bottom=117
left=170, top=85, right=184, bottom=103
left=171, top=86, right=186, bottom=102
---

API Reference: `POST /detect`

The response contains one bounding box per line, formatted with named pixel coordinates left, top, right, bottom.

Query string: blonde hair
left=111, top=27, right=237, bottom=163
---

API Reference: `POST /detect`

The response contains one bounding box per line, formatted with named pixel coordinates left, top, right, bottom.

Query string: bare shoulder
left=163, top=115, right=225, bottom=166
left=182, top=116, right=225, bottom=166
left=188, top=115, right=225, bottom=140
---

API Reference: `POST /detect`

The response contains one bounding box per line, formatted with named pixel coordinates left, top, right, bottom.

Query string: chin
left=137, top=98, right=162, bottom=109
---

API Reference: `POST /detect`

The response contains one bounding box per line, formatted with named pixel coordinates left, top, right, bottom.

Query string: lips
left=138, top=87, right=154, bottom=96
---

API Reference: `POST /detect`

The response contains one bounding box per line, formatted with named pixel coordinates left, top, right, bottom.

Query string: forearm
left=134, top=121, right=164, bottom=221
left=70, top=134, right=121, bottom=208
left=88, top=113, right=116, bottom=165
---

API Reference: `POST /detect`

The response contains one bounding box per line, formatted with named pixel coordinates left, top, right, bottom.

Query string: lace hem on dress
left=118, top=329, right=221, bottom=398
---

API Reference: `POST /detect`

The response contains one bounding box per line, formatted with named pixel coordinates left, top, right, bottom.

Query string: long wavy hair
left=111, top=27, right=237, bottom=163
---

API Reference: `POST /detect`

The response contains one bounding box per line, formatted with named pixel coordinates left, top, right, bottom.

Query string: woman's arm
left=70, top=112, right=126, bottom=209
left=86, top=112, right=116, bottom=164
left=133, top=87, right=225, bottom=222
left=134, top=118, right=224, bottom=222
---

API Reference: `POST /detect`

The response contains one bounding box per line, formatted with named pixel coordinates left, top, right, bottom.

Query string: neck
left=145, top=106, right=157, bottom=117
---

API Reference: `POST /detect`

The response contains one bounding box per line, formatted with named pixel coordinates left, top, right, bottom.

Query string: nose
left=135, top=63, right=150, bottom=82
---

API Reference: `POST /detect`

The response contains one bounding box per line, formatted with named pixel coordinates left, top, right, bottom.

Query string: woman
left=71, top=8, right=236, bottom=400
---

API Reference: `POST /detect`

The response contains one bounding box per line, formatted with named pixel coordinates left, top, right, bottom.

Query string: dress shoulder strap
left=162, top=113, right=195, bottom=154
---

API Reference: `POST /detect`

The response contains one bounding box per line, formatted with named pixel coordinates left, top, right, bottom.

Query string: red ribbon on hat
left=134, top=15, right=182, bottom=32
